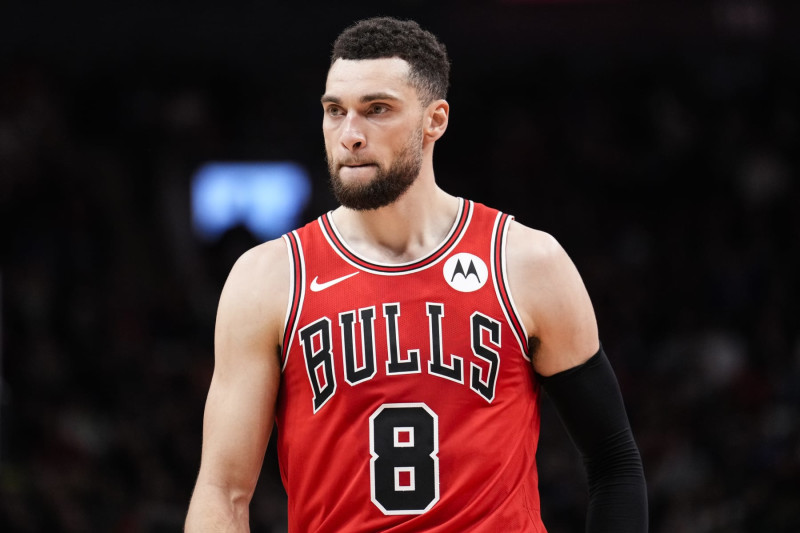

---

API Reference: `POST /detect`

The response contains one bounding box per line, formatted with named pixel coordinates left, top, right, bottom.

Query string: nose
left=340, top=114, right=366, bottom=152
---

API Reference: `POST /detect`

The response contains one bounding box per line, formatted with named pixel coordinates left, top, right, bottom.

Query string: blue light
left=191, top=161, right=312, bottom=241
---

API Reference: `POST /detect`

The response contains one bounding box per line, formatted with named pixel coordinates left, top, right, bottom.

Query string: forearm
left=538, top=346, right=648, bottom=532
left=583, top=427, right=647, bottom=531
left=185, top=482, right=251, bottom=533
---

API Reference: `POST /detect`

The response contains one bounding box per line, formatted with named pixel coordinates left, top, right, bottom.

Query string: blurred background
left=1, top=0, right=799, bottom=531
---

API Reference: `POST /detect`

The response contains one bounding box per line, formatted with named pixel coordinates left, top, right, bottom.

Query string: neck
left=331, top=167, right=459, bottom=264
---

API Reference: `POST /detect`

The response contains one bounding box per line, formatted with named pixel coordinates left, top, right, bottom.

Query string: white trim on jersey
left=490, top=213, right=530, bottom=361
left=281, top=231, right=307, bottom=372
left=318, top=198, right=472, bottom=275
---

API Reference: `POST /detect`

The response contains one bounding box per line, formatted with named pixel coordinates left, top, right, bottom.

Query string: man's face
left=322, top=57, right=425, bottom=210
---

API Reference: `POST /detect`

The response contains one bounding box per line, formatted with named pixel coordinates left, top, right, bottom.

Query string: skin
left=185, top=57, right=599, bottom=531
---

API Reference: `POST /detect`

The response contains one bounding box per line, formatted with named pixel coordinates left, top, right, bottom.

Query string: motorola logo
left=442, top=253, right=488, bottom=293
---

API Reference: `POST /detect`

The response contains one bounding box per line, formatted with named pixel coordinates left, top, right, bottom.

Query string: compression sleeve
left=537, top=345, right=648, bottom=533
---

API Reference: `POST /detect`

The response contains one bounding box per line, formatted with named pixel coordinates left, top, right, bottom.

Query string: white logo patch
left=443, top=253, right=488, bottom=292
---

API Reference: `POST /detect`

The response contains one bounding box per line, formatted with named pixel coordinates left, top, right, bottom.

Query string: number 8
left=369, top=403, right=440, bottom=515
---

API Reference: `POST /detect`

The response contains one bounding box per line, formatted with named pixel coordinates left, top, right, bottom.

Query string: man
left=185, top=16, right=647, bottom=532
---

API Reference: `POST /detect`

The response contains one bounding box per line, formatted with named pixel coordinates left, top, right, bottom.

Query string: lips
left=339, top=163, right=378, bottom=174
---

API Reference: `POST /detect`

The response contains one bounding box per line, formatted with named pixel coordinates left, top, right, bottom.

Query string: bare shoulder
left=222, top=237, right=290, bottom=305
left=216, top=237, right=291, bottom=359
left=505, top=220, right=599, bottom=376
left=506, top=221, right=565, bottom=269
left=226, top=237, right=290, bottom=291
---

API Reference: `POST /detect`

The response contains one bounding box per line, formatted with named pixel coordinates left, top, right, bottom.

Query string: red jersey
left=277, top=199, right=547, bottom=532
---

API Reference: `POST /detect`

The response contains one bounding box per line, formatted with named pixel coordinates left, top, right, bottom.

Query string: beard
left=327, top=129, right=423, bottom=211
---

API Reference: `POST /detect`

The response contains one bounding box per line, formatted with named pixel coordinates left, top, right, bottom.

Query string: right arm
left=506, top=222, right=648, bottom=531
left=185, top=239, right=289, bottom=532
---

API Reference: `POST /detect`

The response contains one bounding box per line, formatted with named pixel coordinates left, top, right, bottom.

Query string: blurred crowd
left=2, top=16, right=799, bottom=533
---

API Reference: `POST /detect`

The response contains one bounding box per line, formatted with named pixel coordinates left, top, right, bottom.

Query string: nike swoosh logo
left=309, top=272, right=359, bottom=292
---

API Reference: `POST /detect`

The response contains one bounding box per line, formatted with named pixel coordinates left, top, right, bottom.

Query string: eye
left=325, top=105, right=344, bottom=117
left=368, top=104, right=389, bottom=115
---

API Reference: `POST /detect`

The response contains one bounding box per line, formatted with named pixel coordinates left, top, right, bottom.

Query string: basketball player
left=185, top=17, right=647, bottom=532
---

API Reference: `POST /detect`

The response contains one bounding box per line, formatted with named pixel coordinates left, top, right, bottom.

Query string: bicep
left=195, top=243, right=286, bottom=499
left=198, top=350, right=279, bottom=497
left=507, top=223, right=599, bottom=376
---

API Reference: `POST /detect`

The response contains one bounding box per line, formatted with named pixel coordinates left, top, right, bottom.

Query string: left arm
left=507, top=222, right=648, bottom=532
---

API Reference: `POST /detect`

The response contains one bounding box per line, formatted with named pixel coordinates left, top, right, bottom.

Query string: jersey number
left=369, top=403, right=440, bottom=515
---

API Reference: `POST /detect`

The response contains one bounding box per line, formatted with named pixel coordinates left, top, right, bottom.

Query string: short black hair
left=331, top=17, right=450, bottom=104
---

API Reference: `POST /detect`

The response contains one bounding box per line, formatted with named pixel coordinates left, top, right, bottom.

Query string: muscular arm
left=507, top=222, right=599, bottom=375
left=507, top=222, right=648, bottom=532
left=185, top=239, right=289, bottom=532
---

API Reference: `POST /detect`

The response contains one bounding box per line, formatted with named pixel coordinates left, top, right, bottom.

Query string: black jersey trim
left=317, top=198, right=472, bottom=275
left=491, top=212, right=529, bottom=359
left=281, top=230, right=306, bottom=370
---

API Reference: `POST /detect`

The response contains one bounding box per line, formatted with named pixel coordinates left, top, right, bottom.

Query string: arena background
left=1, top=0, right=799, bottom=531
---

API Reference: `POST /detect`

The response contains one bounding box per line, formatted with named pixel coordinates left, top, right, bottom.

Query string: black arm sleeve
left=537, top=345, right=648, bottom=533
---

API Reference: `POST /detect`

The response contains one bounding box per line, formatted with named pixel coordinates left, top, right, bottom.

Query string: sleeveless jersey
left=277, top=199, right=547, bottom=532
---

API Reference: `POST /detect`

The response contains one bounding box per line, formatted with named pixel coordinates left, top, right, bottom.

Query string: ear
left=423, top=99, right=449, bottom=142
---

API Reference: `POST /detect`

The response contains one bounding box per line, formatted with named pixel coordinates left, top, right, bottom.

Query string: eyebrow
left=320, top=92, right=401, bottom=105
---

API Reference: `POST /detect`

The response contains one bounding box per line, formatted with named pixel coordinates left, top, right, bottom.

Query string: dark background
left=2, top=0, right=799, bottom=531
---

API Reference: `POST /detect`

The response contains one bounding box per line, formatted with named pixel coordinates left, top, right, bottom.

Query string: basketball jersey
left=277, top=198, right=547, bottom=532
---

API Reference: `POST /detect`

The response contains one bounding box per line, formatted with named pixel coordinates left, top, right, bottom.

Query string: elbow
left=185, top=480, right=252, bottom=531
left=584, top=428, right=646, bottom=492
